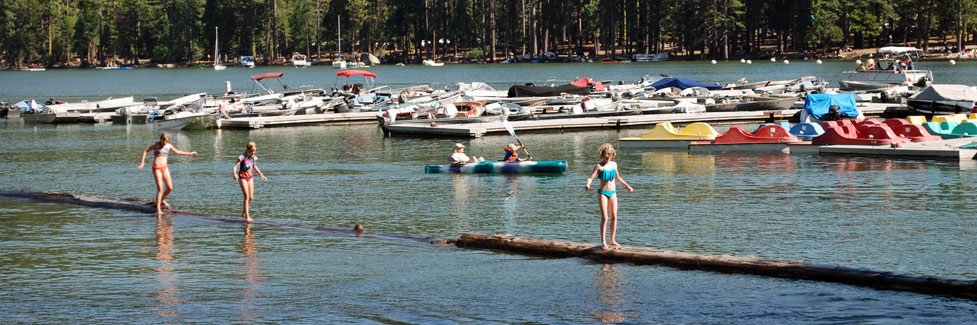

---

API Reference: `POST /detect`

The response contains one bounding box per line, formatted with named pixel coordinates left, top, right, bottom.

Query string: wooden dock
left=216, top=111, right=379, bottom=129
left=456, top=233, right=977, bottom=300
left=384, top=102, right=897, bottom=138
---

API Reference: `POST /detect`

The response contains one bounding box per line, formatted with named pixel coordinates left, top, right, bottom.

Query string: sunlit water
left=2, top=62, right=977, bottom=322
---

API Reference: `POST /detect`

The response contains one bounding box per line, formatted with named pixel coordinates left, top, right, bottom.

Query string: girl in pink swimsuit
left=138, top=133, right=197, bottom=216
left=233, top=142, right=267, bottom=223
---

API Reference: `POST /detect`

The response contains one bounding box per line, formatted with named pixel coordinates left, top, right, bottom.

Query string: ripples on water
left=3, top=63, right=977, bottom=321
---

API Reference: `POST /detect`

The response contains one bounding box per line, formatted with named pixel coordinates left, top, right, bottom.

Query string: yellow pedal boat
left=619, top=122, right=719, bottom=149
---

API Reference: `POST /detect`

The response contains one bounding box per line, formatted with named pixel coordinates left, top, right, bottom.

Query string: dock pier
left=383, top=103, right=899, bottom=138
left=216, top=111, right=379, bottom=129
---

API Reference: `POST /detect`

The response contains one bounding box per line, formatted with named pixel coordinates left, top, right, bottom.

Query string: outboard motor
left=827, top=104, right=841, bottom=120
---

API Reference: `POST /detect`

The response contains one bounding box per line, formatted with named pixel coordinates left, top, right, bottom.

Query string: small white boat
left=422, top=59, right=444, bottom=67
left=154, top=111, right=214, bottom=130
left=292, top=53, right=310, bottom=67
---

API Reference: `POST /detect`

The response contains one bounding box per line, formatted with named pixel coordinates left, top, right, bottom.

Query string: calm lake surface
left=2, top=61, right=977, bottom=323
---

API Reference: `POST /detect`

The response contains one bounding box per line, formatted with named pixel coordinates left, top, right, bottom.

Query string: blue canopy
left=803, top=94, right=860, bottom=120
left=648, top=77, right=722, bottom=90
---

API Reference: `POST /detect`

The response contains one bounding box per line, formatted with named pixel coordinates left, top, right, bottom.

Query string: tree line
left=2, top=0, right=976, bottom=67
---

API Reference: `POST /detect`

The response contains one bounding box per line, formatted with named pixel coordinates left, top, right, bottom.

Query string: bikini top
left=238, top=154, right=257, bottom=174
left=154, top=144, right=170, bottom=158
left=598, top=166, right=616, bottom=182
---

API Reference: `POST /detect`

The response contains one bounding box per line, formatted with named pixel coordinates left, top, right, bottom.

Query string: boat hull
left=425, top=160, right=568, bottom=174
left=907, top=99, right=975, bottom=115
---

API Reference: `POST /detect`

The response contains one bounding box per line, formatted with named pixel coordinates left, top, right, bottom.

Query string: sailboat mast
left=214, top=27, right=219, bottom=65
left=337, top=15, right=341, bottom=60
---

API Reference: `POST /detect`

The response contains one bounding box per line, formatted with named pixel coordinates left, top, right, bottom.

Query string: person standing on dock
left=233, top=142, right=267, bottom=223
left=138, top=133, right=197, bottom=216
left=584, top=144, right=633, bottom=250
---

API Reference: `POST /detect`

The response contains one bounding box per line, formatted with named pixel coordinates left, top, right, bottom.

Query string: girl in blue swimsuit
left=585, top=143, right=634, bottom=249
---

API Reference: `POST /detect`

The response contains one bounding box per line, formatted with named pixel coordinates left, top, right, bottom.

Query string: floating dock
left=384, top=103, right=897, bottom=138
left=216, top=111, right=379, bottom=129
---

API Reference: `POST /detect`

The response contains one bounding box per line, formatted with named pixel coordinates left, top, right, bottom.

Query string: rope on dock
left=455, top=233, right=977, bottom=300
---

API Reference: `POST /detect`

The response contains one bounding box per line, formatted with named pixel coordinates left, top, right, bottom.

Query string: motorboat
left=241, top=56, right=255, bottom=68
left=292, top=53, right=310, bottom=67
left=907, top=84, right=977, bottom=115
left=452, top=101, right=485, bottom=118
left=839, top=47, right=933, bottom=90
left=632, top=53, right=670, bottom=62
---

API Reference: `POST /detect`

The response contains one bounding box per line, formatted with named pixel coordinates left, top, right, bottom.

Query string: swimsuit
left=152, top=143, right=170, bottom=172
left=597, top=189, right=616, bottom=198
left=597, top=166, right=616, bottom=198
left=154, top=144, right=170, bottom=158
left=238, top=154, right=256, bottom=180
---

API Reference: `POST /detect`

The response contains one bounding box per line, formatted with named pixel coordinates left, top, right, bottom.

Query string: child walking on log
left=138, top=133, right=197, bottom=216
left=233, top=142, right=267, bottom=223
left=585, top=143, right=633, bottom=249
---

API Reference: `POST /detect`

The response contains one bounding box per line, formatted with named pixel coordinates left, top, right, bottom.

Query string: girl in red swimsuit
left=138, top=133, right=198, bottom=216
left=233, top=142, right=267, bottom=223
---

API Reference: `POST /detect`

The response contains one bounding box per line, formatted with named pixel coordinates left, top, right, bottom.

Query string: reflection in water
left=452, top=174, right=471, bottom=213
left=713, top=153, right=796, bottom=174
left=153, top=216, right=182, bottom=319
left=642, top=151, right=716, bottom=175
left=240, top=223, right=262, bottom=322
left=590, top=264, right=628, bottom=323
left=212, top=129, right=223, bottom=159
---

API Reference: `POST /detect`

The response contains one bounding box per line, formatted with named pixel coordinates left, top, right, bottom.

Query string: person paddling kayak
left=503, top=143, right=533, bottom=162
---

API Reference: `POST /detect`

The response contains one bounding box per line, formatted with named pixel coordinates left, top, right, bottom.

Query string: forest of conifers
left=2, top=0, right=976, bottom=67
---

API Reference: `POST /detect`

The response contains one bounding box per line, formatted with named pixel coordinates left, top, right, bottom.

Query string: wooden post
left=456, top=233, right=977, bottom=300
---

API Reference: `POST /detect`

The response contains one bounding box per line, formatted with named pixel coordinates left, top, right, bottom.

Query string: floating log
left=456, top=233, right=977, bottom=300
left=0, top=189, right=452, bottom=245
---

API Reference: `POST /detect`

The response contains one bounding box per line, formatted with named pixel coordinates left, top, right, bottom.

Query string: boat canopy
left=880, top=47, right=921, bottom=55
left=251, top=72, right=284, bottom=81
left=569, top=77, right=605, bottom=91
left=803, top=94, right=860, bottom=120
left=648, top=77, right=722, bottom=90
left=507, top=84, right=590, bottom=97
left=337, top=69, right=377, bottom=78
left=910, top=84, right=977, bottom=102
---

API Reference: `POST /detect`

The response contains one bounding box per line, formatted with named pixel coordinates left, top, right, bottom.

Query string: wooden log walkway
left=0, top=189, right=452, bottom=245
left=456, top=233, right=977, bottom=300
left=3, top=189, right=975, bottom=300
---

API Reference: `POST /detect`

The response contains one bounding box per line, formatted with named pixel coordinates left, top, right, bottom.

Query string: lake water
left=2, top=61, right=977, bottom=323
